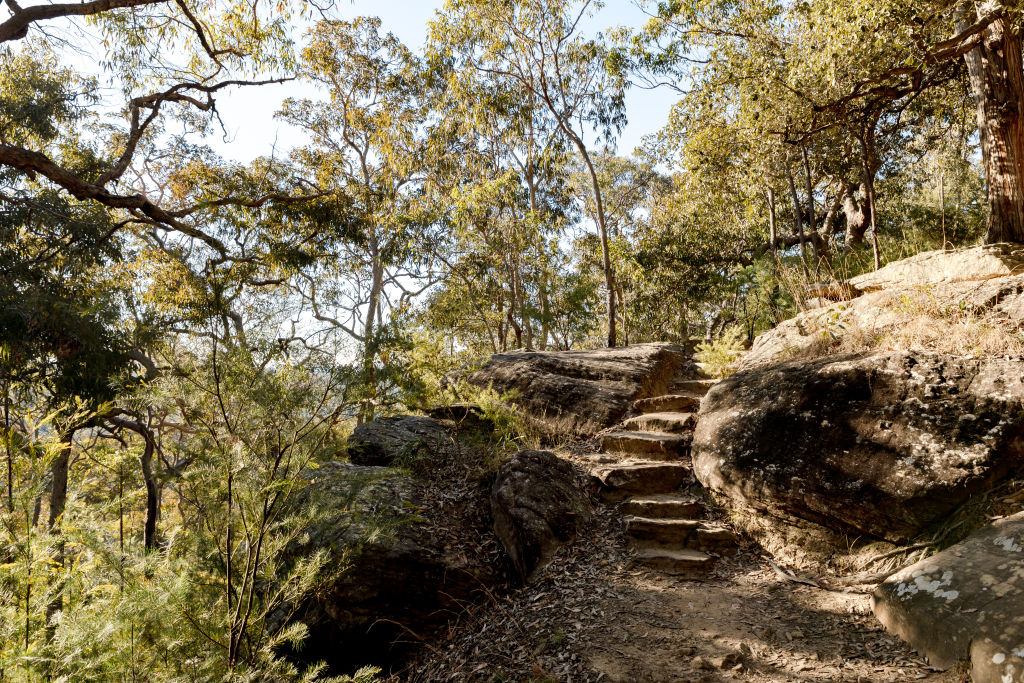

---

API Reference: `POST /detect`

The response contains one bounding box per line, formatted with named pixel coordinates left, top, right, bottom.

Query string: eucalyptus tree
left=636, top=0, right=1019, bottom=245
left=277, top=18, right=438, bottom=423
left=423, top=40, right=578, bottom=353
left=431, top=0, right=628, bottom=346
left=575, top=152, right=664, bottom=345
left=0, top=0, right=311, bottom=245
left=0, top=0, right=327, bottom=563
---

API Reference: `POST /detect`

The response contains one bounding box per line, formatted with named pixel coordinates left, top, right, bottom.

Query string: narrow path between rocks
left=391, top=500, right=963, bottom=682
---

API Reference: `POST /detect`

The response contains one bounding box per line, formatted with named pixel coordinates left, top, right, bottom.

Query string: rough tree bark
left=47, top=431, right=74, bottom=531
left=842, top=182, right=871, bottom=246
left=962, top=3, right=1024, bottom=244
left=764, top=186, right=778, bottom=252
left=859, top=116, right=883, bottom=270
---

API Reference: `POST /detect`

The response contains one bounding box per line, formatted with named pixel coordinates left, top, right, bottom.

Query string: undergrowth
left=695, top=326, right=746, bottom=377
left=777, top=283, right=1024, bottom=363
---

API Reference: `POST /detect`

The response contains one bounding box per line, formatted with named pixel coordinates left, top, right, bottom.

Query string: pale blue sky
left=212, top=0, right=680, bottom=162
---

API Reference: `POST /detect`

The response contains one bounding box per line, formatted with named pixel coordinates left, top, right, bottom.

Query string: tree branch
left=0, top=0, right=169, bottom=43
left=0, top=142, right=231, bottom=254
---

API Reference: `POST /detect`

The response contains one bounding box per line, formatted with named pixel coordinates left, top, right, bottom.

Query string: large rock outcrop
left=692, top=351, right=1024, bottom=559
left=289, top=460, right=503, bottom=672
left=873, top=512, right=1024, bottom=682
left=491, top=450, right=592, bottom=582
left=743, top=244, right=1024, bottom=369
left=468, top=343, right=692, bottom=433
left=849, top=242, right=1024, bottom=293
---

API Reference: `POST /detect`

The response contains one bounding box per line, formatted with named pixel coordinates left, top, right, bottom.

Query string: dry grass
left=885, top=313, right=1024, bottom=356
left=790, top=285, right=1024, bottom=361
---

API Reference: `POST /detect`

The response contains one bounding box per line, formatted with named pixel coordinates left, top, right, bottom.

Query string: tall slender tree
left=432, top=0, right=627, bottom=346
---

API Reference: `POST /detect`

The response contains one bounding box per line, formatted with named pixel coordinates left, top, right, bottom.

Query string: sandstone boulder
left=873, top=512, right=1024, bottom=682
left=692, top=351, right=1024, bottom=559
left=468, top=343, right=692, bottom=433
left=491, top=450, right=592, bottom=581
left=347, top=415, right=450, bottom=467
left=289, top=461, right=502, bottom=672
left=742, top=272, right=1024, bottom=369
left=849, top=242, right=1024, bottom=293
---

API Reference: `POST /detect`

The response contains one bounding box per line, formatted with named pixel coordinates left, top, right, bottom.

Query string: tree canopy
left=0, top=0, right=1019, bottom=678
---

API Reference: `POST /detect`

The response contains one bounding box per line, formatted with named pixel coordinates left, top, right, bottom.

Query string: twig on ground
left=768, top=559, right=870, bottom=594
left=860, top=542, right=930, bottom=568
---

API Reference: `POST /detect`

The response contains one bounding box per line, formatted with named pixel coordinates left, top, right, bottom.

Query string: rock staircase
left=588, top=377, right=738, bottom=578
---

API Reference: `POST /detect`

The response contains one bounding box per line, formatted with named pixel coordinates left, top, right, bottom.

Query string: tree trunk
left=507, top=310, right=523, bottom=348
left=565, top=131, right=616, bottom=347
left=940, top=171, right=947, bottom=248
left=765, top=186, right=778, bottom=252
left=497, top=297, right=507, bottom=351
left=801, top=146, right=824, bottom=266
left=46, top=430, right=73, bottom=639
left=786, top=165, right=810, bottom=277
left=842, top=182, right=871, bottom=245
left=539, top=277, right=549, bottom=351
left=507, top=262, right=524, bottom=348
left=517, top=268, right=532, bottom=350
left=822, top=184, right=844, bottom=235
left=801, top=146, right=816, bottom=233
left=616, top=285, right=628, bottom=346
left=47, top=431, right=73, bottom=531
left=140, top=433, right=158, bottom=550
left=361, top=236, right=383, bottom=425
left=860, top=124, right=882, bottom=270
left=963, top=5, right=1024, bottom=244
left=108, top=416, right=161, bottom=549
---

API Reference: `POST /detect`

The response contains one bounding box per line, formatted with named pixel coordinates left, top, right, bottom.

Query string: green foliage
left=0, top=0, right=1014, bottom=679
left=695, top=327, right=746, bottom=378
left=0, top=330, right=392, bottom=680
left=418, top=373, right=533, bottom=472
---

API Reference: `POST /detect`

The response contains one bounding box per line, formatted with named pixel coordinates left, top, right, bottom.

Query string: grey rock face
left=490, top=450, right=591, bottom=581
left=347, top=415, right=451, bottom=467
left=873, top=512, right=1024, bottom=682
left=291, top=461, right=500, bottom=672
left=467, top=343, right=692, bottom=433
left=692, top=351, right=1024, bottom=554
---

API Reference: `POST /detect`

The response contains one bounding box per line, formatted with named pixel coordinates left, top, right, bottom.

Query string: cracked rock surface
left=468, top=342, right=694, bottom=433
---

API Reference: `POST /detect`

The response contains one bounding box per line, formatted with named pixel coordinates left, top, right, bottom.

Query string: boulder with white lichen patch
left=873, top=511, right=1024, bottom=682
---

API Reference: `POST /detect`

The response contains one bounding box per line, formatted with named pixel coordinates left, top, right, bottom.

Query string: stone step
left=621, top=494, right=705, bottom=519
left=621, top=412, right=695, bottom=434
left=635, top=547, right=716, bottom=577
left=591, top=461, right=692, bottom=501
left=625, top=516, right=737, bottom=552
left=600, top=431, right=690, bottom=460
left=670, top=379, right=719, bottom=396
left=633, top=393, right=702, bottom=414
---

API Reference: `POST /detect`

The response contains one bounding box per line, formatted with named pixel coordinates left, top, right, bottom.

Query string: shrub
left=695, top=327, right=746, bottom=378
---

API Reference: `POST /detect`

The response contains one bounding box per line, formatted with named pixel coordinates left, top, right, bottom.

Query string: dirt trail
left=393, top=504, right=963, bottom=683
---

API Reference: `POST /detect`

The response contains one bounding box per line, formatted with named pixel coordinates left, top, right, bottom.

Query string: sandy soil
left=390, top=504, right=965, bottom=683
